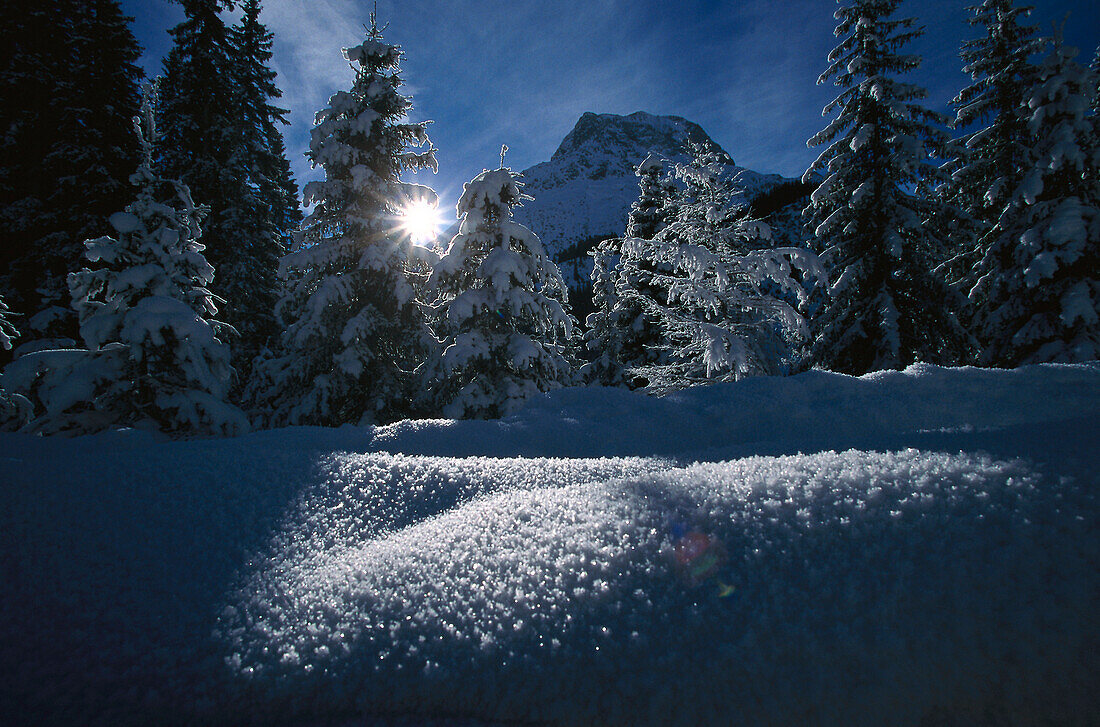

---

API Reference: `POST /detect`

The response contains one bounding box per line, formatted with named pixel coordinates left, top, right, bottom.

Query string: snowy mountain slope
left=439, top=112, right=812, bottom=302
left=516, top=112, right=782, bottom=252
left=494, top=111, right=798, bottom=292
left=1, top=362, right=1098, bottom=726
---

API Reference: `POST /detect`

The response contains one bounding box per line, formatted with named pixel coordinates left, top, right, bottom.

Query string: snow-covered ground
left=1, top=363, right=1098, bottom=726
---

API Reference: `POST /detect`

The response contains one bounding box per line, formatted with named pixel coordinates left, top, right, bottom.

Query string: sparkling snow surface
left=1, top=363, right=1098, bottom=726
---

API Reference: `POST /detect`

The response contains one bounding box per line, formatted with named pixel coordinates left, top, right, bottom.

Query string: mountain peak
left=549, top=111, right=734, bottom=168
left=508, top=111, right=796, bottom=303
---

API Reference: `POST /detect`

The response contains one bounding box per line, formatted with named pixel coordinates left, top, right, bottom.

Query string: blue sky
left=120, top=0, right=1098, bottom=216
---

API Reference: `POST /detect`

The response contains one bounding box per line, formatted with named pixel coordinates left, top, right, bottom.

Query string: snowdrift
left=1, top=363, right=1098, bottom=726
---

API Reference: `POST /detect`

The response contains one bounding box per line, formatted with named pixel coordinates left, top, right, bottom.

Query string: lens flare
left=669, top=521, right=731, bottom=596
left=399, top=199, right=445, bottom=245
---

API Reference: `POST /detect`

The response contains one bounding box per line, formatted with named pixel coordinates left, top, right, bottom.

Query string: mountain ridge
left=438, top=111, right=811, bottom=316
left=497, top=111, right=809, bottom=313
left=513, top=111, right=791, bottom=263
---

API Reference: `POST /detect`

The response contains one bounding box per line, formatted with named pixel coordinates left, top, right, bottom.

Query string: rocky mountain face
left=500, top=111, right=813, bottom=315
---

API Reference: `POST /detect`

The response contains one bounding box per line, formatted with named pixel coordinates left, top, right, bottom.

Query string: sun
left=399, top=199, right=446, bottom=245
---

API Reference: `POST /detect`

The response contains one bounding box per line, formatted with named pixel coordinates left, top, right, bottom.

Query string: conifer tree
left=803, top=0, right=968, bottom=375
left=0, top=295, right=31, bottom=429
left=4, top=84, right=246, bottom=436
left=427, top=166, right=574, bottom=419
left=936, top=0, right=1044, bottom=281
left=632, top=151, right=818, bottom=392
left=0, top=295, right=16, bottom=354
left=158, top=1, right=237, bottom=204
left=592, top=153, right=679, bottom=387
left=231, top=0, right=302, bottom=250
left=627, top=152, right=678, bottom=240
left=0, top=0, right=143, bottom=347
left=582, top=238, right=625, bottom=385
left=247, top=19, right=436, bottom=426
left=968, top=35, right=1100, bottom=364
left=226, top=0, right=301, bottom=368
left=159, top=0, right=296, bottom=377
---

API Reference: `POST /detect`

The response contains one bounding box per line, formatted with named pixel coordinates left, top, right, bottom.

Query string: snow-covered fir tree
left=629, top=150, right=819, bottom=393
left=803, top=0, right=969, bottom=375
left=247, top=20, right=437, bottom=426
left=427, top=166, right=574, bottom=419
left=935, top=0, right=1045, bottom=282
left=3, top=83, right=246, bottom=436
left=626, top=152, right=679, bottom=241
left=0, top=295, right=16, bottom=354
left=0, top=296, right=31, bottom=430
left=589, top=153, right=679, bottom=387
left=968, top=34, right=1100, bottom=365
left=0, top=0, right=143, bottom=350
left=581, top=237, right=625, bottom=385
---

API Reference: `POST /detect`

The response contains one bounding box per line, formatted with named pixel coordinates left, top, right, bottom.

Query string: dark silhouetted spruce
left=231, top=0, right=301, bottom=247
left=159, top=0, right=286, bottom=380
left=226, top=0, right=302, bottom=376
left=0, top=0, right=143, bottom=350
left=968, top=35, right=1100, bottom=365
left=936, top=0, right=1045, bottom=285
left=803, top=0, right=968, bottom=375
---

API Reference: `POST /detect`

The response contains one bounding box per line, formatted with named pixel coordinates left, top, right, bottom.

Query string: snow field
left=369, top=362, right=1100, bottom=459
left=1, top=362, right=1098, bottom=725
left=220, top=449, right=1096, bottom=726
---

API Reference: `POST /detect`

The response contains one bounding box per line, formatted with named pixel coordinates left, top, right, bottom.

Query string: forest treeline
left=0, top=0, right=1096, bottom=435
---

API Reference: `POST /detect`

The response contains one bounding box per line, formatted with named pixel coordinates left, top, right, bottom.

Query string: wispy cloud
left=260, top=0, right=369, bottom=195
left=126, top=0, right=1100, bottom=212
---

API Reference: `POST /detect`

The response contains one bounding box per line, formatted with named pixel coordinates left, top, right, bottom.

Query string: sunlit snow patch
left=219, top=449, right=1097, bottom=726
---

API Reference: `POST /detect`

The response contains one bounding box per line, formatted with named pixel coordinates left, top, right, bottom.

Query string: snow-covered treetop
left=456, top=168, right=532, bottom=219
left=342, top=38, right=400, bottom=67
left=674, top=153, right=726, bottom=189
left=806, top=0, right=948, bottom=207
left=434, top=167, right=557, bottom=292
left=301, top=19, right=435, bottom=245
left=1021, top=34, right=1098, bottom=184
left=636, top=152, right=665, bottom=175
left=937, top=0, right=1045, bottom=231
left=954, top=0, right=1043, bottom=128
left=820, top=0, right=924, bottom=94
left=341, top=5, right=400, bottom=68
